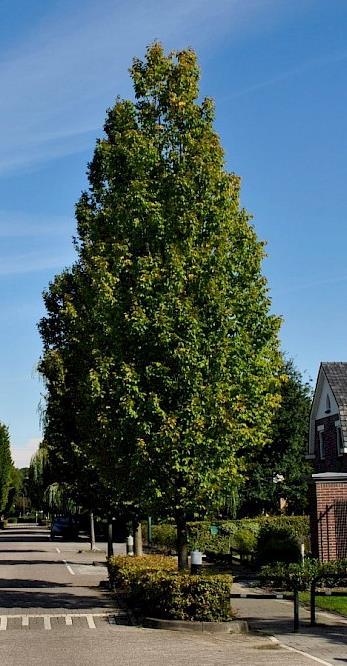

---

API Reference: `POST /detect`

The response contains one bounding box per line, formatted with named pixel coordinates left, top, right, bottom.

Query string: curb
left=143, top=617, right=248, bottom=633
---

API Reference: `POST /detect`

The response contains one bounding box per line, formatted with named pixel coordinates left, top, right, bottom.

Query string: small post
left=293, top=587, right=299, bottom=632
left=107, top=520, right=114, bottom=558
left=126, top=534, right=134, bottom=556
left=300, top=543, right=305, bottom=562
left=147, top=516, right=152, bottom=546
left=310, top=580, right=316, bottom=626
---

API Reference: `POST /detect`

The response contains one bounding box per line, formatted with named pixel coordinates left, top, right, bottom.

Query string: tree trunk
left=176, top=510, right=188, bottom=570
left=107, top=519, right=114, bottom=558
left=133, top=520, right=143, bottom=556
left=89, top=511, right=96, bottom=551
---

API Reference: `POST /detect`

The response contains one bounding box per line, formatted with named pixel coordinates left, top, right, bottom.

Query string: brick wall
left=310, top=480, right=347, bottom=560
left=314, top=413, right=347, bottom=473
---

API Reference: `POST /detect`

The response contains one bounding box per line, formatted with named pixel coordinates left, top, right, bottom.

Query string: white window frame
left=335, top=420, right=344, bottom=457
left=317, top=425, right=325, bottom=460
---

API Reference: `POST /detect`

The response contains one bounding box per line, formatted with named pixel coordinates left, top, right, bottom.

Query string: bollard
left=190, top=550, right=203, bottom=575
left=126, top=534, right=134, bottom=556
left=293, top=587, right=299, bottom=632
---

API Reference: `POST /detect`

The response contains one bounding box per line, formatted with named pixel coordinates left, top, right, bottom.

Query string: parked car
left=50, top=516, right=79, bottom=540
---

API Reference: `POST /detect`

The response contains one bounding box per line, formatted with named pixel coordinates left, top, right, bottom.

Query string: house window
left=318, top=427, right=325, bottom=459
left=335, top=422, right=344, bottom=457
left=325, top=394, right=331, bottom=413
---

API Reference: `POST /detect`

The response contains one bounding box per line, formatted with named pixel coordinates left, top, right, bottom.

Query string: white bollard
left=126, top=534, right=134, bottom=556
left=301, top=543, right=305, bottom=562
left=190, top=550, right=203, bottom=574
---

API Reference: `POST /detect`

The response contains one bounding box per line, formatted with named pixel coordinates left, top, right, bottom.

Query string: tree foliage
left=39, top=43, right=282, bottom=567
left=0, top=422, right=13, bottom=514
left=240, top=358, right=312, bottom=515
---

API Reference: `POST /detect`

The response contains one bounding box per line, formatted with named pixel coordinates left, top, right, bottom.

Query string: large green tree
left=240, top=358, right=312, bottom=515
left=39, top=43, right=282, bottom=568
left=0, top=422, right=13, bottom=514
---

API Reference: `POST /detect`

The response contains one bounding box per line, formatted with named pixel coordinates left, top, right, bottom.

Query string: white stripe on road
left=62, top=559, right=75, bottom=575
left=43, top=616, right=51, bottom=630
left=0, top=617, right=7, bottom=631
left=65, top=615, right=73, bottom=626
left=55, top=547, right=61, bottom=554
left=86, top=614, right=96, bottom=629
left=22, top=615, right=29, bottom=627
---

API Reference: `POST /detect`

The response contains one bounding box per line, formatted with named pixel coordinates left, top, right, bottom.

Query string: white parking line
left=65, top=615, right=73, bottom=626
left=62, top=559, right=75, bottom=575
left=86, top=614, right=96, bottom=629
left=0, top=617, right=7, bottom=631
left=55, top=547, right=61, bottom=554
left=22, top=615, right=29, bottom=627
left=43, top=616, right=51, bottom=630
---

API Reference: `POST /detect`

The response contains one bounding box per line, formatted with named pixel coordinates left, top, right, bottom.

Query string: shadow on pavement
left=248, top=616, right=347, bottom=650
left=0, top=588, right=115, bottom=609
left=0, top=579, right=71, bottom=588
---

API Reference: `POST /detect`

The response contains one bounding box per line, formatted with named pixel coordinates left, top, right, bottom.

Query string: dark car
left=50, top=516, right=79, bottom=540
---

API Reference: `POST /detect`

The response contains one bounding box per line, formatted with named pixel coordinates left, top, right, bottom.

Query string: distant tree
left=0, top=422, right=13, bottom=515
left=240, top=358, right=312, bottom=515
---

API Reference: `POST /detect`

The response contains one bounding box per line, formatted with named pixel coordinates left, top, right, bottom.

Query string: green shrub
left=7, top=517, right=17, bottom=524
left=108, top=555, right=176, bottom=587
left=138, top=572, right=233, bottom=621
left=256, top=524, right=301, bottom=565
left=151, top=524, right=177, bottom=551
left=232, top=527, right=257, bottom=556
left=0, top=520, right=7, bottom=529
left=260, top=559, right=347, bottom=591
left=107, top=554, right=233, bottom=621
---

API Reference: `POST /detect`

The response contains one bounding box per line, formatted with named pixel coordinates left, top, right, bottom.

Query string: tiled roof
left=322, top=362, right=347, bottom=406
left=322, top=362, right=347, bottom=447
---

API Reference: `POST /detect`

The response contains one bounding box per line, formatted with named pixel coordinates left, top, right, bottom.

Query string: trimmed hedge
left=108, top=554, right=177, bottom=588
left=260, top=559, right=347, bottom=591
left=107, top=555, right=233, bottom=621
left=256, top=524, right=302, bottom=565
left=145, top=516, right=309, bottom=559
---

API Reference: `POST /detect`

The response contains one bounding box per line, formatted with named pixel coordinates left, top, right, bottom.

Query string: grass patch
left=300, top=593, right=347, bottom=617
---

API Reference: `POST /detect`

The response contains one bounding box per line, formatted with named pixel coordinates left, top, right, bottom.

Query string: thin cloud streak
left=0, top=0, right=290, bottom=175
left=0, top=211, right=74, bottom=237
left=226, top=50, right=347, bottom=100
left=0, top=250, right=76, bottom=276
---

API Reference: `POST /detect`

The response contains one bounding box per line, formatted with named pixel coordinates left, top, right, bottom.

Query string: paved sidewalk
left=232, top=578, right=347, bottom=665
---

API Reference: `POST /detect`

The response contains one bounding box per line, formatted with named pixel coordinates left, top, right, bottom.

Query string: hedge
left=144, top=516, right=310, bottom=558
left=107, top=555, right=233, bottom=621
left=260, top=559, right=347, bottom=591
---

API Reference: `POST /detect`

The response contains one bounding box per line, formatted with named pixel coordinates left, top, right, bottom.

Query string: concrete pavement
left=0, top=525, right=343, bottom=665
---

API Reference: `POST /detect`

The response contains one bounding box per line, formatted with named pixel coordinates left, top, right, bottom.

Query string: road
left=0, top=525, right=338, bottom=665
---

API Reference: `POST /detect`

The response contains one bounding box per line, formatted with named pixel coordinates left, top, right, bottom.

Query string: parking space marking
left=0, top=617, right=7, bottom=631
left=22, top=615, right=29, bottom=627
left=65, top=615, right=73, bottom=626
left=62, top=559, right=75, bottom=575
left=43, top=616, right=51, bottom=630
left=86, top=614, right=96, bottom=629
left=55, top=547, right=61, bottom=554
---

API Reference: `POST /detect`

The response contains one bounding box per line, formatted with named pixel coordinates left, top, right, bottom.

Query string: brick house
left=308, top=362, right=347, bottom=560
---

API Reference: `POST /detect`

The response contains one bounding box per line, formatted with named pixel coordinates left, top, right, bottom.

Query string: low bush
left=232, top=527, right=257, bottom=556
left=146, top=516, right=309, bottom=560
left=138, top=572, right=233, bottom=621
left=0, top=520, right=7, bottom=530
left=260, top=559, right=347, bottom=591
left=108, top=554, right=176, bottom=588
left=7, top=517, right=17, bottom=524
left=256, top=524, right=302, bottom=565
left=107, top=554, right=233, bottom=621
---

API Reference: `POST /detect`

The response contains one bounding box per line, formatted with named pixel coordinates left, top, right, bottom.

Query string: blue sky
left=0, top=0, right=346, bottom=466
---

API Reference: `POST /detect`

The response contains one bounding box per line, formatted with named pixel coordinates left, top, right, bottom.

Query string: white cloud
left=0, top=0, right=298, bottom=175
left=12, top=437, right=41, bottom=468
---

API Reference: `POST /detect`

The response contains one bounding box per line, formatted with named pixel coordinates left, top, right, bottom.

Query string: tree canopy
left=0, top=422, right=13, bottom=514
left=39, top=43, right=283, bottom=567
left=240, top=358, right=312, bottom=515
